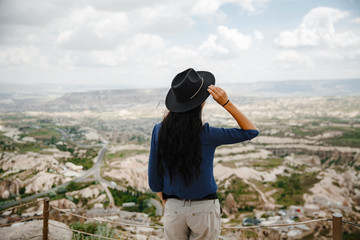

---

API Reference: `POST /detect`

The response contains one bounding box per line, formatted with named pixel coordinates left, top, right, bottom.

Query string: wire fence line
left=342, top=220, right=360, bottom=228
left=50, top=204, right=164, bottom=229
left=0, top=215, right=43, bottom=227
left=222, top=218, right=331, bottom=229
left=48, top=222, right=119, bottom=240
left=1, top=197, right=359, bottom=240
left=0, top=198, right=43, bottom=213
left=52, top=204, right=334, bottom=230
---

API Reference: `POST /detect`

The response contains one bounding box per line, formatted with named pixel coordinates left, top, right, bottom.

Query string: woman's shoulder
left=201, top=122, right=217, bottom=136
left=202, top=123, right=259, bottom=146
left=151, top=122, right=162, bottom=135
left=202, top=122, right=222, bottom=133
left=154, top=122, right=162, bottom=129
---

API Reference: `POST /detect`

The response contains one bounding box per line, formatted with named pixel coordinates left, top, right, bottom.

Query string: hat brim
left=165, top=71, right=215, bottom=113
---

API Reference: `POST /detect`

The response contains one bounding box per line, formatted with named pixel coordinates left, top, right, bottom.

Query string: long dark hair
left=157, top=105, right=203, bottom=186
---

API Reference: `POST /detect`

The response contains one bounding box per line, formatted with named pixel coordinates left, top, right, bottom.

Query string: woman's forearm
left=156, top=192, right=166, bottom=205
left=156, top=192, right=163, bottom=201
left=208, top=85, right=257, bottom=130
left=223, top=101, right=257, bottom=130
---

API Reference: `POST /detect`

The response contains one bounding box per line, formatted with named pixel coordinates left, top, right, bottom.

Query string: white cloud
left=351, top=17, right=360, bottom=24
left=191, top=0, right=269, bottom=16
left=199, top=25, right=252, bottom=57
left=254, top=30, right=264, bottom=41
left=0, top=46, right=47, bottom=66
left=90, top=50, right=127, bottom=67
left=274, top=7, right=359, bottom=48
left=131, top=4, right=194, bottom=33
left=0, top=1, right=359, bottom=87
left=89, top=33, right=165, bottom=67
left=192, top=0, right=233, bottom=16
left=55, top=6, right=131, bottom=50
left=0, top=0, right=72, bottom=26
left=273, top=50, right=313, bottom=68
left=53, top=3, right=193, bottom=51
left=199, top=34, right=230, bottom=57
left=237, top=0, right=269, bottom=12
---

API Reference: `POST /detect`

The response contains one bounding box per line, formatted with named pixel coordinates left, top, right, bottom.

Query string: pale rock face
left=0, top=152, right=60, bottom=172
left=42, top=148, right=72, bottom=159
left=308, top=168, right=360, bottom=207
left=284, top=153, right=321, bottom=166
left=24, top=172, right=64, bottom=194
left=214, top=164, right=286, bottom=182
left=45, top=198, right=77, bottom=211
left=103, top=154, right=148, bottom=191
left=94, top=203, right=104, bottom=208
left=88, top=194, right=107, bottom=205
left=65, top=162, right=83, bottom=172
left=224, top=193, right=237, bottom=214
left=0, top=178, right=24, bottom=199
left=0, top=220, right=72, bottom=240
left=67, top=185, right=101, bottom=199
left=1, top=190, right=9, bottom=199
left=81, top=127, right=102, bottom=141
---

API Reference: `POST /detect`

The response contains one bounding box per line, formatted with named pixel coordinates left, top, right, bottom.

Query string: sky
left=0, top=0, right=359, bottom=89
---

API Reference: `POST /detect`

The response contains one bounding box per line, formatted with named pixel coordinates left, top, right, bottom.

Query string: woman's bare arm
left=156, top=192, right=166, bottom=205
left=207, top=85, right=258, bottom=130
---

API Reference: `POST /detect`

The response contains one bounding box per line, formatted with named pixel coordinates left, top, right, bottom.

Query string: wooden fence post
left=43, top=197, right=49, bottom=240
left=332, top=212, right=342, bottom=240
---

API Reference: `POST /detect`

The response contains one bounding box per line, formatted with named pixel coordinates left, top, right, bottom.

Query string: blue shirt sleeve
left=204, top=123, right=259, bottom=147
left=148, top=124, right=163, bottom=192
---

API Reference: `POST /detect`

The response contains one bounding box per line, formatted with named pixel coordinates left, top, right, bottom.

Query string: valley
left=0, top=89, right=359, bottom=239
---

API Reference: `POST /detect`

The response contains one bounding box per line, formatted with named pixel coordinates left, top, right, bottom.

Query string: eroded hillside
left=1, top=94, right=359, bottom=239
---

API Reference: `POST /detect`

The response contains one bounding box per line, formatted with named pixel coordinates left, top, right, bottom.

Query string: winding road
left=0, top=133, right=163, bottom=216
left=0, top=142, right=110, bottom=210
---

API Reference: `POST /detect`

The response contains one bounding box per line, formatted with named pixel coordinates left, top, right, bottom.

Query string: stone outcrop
left=0, top=220, right=72, bottom=240
left=103, top=154, right=148, bottom=191
left=24, top=172, right=64, bottom=194
left=0, top=178, right=24, bottom=199
left=0, top=152, right=60, bottom=172
left=265, top=145, right=360, bottom=167
left=224, top=193, right=237, bottom=215
left=66, top=185, right=102, bottom=199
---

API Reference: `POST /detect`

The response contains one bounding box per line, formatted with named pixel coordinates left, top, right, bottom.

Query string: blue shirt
left=148, top=123, right=259, bottom=200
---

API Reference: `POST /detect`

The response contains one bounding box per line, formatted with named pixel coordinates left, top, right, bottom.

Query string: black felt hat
left=165, top=68, right=215, bottom=113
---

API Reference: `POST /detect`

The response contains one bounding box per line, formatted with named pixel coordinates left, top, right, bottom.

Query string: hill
left=0, top=79, right=359, bottom=112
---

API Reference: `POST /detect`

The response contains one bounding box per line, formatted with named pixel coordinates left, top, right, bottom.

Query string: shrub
left=272, top=172, right=320, bottom=206
left=70, top=221, right=116, bottom=240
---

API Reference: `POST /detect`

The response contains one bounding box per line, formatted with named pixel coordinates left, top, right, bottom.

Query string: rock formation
left=0, top=178, right=24, bottom=199
left=0, top=220, right=72, bottom=240
left=224, top=193, right=237, bottom=215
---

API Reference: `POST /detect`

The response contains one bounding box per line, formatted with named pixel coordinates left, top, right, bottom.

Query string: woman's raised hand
left=207, top=85, right=229, bottom=106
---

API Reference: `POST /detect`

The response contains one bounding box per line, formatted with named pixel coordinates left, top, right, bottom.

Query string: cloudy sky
left=0, top=0, right=359, bottom=89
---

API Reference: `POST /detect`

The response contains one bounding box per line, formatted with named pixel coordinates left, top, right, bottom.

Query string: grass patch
left=70, top=221, right=117, bottom=240
left=106, top=149, right=148, bottom=161
left=272, top=172, right=320, bottom=206
left=220, top=161, right=237, bottom=168
left=68, top=157, right=93, bottom=170
left=250, top=158, right=284, bottom=169
left=249, top=179, right=275, bottom=193
left=324, top=127, right=360, bottom=147
left=66, top=181, right=97, bottom=192
left=66, top=148, right=98, bottom=170
left=25, top=128, right=61, bottom=139
left=109, top=187, right=157, bottom=216
left=218, top=176, right=259, bottom=211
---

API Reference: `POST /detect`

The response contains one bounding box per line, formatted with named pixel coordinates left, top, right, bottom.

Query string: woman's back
left=148, top=68, right=259, bottom=240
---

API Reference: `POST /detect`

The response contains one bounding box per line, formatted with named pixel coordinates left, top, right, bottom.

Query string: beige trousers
left=164, top=198, right=222, bottom=240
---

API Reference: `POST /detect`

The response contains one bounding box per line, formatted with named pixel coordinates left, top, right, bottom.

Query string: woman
left=148, top=68, right=259, bottom=240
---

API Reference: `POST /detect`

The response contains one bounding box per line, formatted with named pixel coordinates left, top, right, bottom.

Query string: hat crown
left=171, top=68, right=203, bottom=103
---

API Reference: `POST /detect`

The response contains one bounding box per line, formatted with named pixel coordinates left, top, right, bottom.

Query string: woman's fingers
left=207, top=85, right=228, bottom=105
